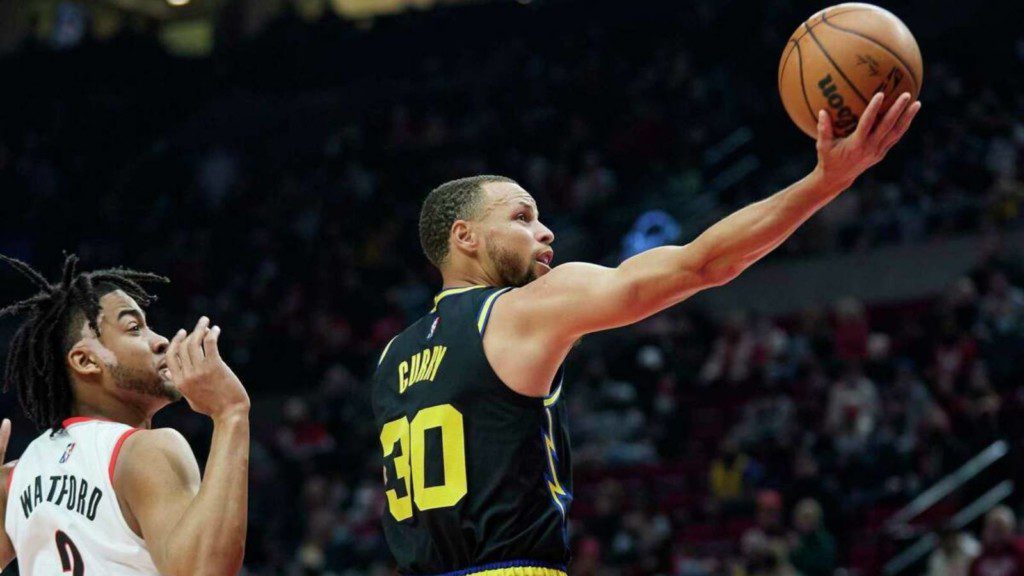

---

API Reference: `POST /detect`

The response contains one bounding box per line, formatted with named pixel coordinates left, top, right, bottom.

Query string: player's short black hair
left=419, top=175, right=518, bottom=267
left=0, top=254, right=168, bottom=431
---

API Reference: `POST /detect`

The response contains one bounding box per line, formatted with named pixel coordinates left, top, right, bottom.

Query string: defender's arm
left=116, top=417, right=248, bottom=576
left=116, top=321, right=250, bottom=576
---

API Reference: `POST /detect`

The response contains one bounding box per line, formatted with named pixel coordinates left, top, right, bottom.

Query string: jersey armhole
left=479, top=287, right=565, bottom=402
left=106, top=428, right=149, bottom=546
left=377, top=334, right=399, bottom=367
left=543, top=367, right=565, bottom=407
left=477, top=287, right=513, bottom=335
left=108, top=428, right=140, bottom=484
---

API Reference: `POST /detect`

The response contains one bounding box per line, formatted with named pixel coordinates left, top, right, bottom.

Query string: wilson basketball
left=778, top=3, right=923, bottom=139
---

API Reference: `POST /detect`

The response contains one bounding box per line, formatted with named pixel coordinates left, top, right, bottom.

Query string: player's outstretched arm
left=116, top=317, right=250, bottom=576
left=494, top=93, right=920, bottom=389
left=0, top=418, right=16, bottom=570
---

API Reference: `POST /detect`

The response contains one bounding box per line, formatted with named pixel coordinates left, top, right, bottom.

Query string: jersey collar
left=62, top=416, right=113, bottom=428
left=431, top=285, right=488, bottom=312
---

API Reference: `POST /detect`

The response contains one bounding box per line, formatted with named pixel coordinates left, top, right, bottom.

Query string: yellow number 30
left=380, top=404, right=467, bottom=521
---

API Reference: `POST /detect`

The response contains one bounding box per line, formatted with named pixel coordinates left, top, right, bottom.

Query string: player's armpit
left=114, top=428, right=201, bottom=575
left=0, top=461, right=18, bottom=569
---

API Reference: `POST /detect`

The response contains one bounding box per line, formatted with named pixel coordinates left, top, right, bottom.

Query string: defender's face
left=477, top=182, right=555, bottom=287
left=85, top=290, right=179, bottom=403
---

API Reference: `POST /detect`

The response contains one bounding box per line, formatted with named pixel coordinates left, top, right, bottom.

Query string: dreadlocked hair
left=0, top=253, right=169, bottom=431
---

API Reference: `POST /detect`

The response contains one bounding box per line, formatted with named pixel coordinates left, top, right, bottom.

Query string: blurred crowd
left=1, top=0, right=1023, bottom=575
left=228, top=241, right=1024, bottom=576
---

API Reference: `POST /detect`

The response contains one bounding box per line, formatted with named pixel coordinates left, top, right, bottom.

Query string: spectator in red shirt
left=970, top=506, right=1024, bottom=576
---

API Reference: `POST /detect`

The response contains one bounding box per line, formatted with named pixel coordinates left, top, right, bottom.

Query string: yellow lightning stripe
left=543, top=408, right=568, bottom=515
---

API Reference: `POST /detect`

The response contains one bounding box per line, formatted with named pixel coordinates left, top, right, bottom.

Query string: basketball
left=778, top=3, right=923, bottom=139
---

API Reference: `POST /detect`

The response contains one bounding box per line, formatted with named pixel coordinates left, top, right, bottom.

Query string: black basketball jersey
left=371, top=285, right=572, bottom=576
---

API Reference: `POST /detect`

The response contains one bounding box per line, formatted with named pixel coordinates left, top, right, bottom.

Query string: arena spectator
left=740, top=491, right=794, bottom=576
left=825, top=361, right=880, bottom=459
left=928, top=524, right=981, bottom=576
left=969, top=507, right=1024, bottom=576
left=709, top=437, right=761, bottom=514
left=788, top=499, right=836, bottom=576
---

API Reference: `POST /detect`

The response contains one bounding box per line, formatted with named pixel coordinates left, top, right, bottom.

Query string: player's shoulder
left=116, top=428, right=195, bottom=474
left=493, top=262, right=607, bottom=318
left=111, top=428, right=200, bottom=514
left=501, top=262, right=612, bottom=304
left=121, top=427, right=190, bottom=455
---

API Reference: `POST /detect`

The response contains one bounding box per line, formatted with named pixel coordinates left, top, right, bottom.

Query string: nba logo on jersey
left=58, top=442, right=76, bottom=464
left=427, top=316, right=440, bottom=340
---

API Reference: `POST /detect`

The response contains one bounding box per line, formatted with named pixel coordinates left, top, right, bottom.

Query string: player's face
left=90, top=290, right=180, bottom=404
left=478, top=182, right=555, bottom=288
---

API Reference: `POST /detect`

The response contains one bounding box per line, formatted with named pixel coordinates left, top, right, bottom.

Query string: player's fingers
left=179, top=323, right=200, bottom=374
left=881, top=100, right=922, bottom=152
left=872, top=92, right=911, bottom=144
left=815, top=110, right=833, bottom=152
left=854, top=92, right=884, bottom=141
left=204, top=325, right=222, bottom=363
left=186, top=316, right=210, bottom=365
left=167, top=329, right=187, bottom=380
left=0, top=418, right=10, bottom=462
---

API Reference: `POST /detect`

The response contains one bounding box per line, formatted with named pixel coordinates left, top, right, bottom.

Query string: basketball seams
left=804, top=23, right=869, bottom=105
left=820, top=15, right=920, bottom=91
left=779, top=41, right=796, bottom=86
left=789, top=7, right=874, bottom=43
left=781, top=4, right=920, bottom=138
left=778, top=6, right=868, bottom=83
left=780, top=7, right=873, bottom=87
left=794, top=41, right=818, bottom=129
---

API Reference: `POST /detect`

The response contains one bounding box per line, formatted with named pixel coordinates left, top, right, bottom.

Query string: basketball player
left=0, top=254, right=250, bottom=575
left=373, top=92, right=921, bottom=575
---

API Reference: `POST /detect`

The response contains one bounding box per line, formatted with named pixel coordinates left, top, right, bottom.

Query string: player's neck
left=439, top=269, right=495, bottom=290
left=70, top=397, right=154, bottom=429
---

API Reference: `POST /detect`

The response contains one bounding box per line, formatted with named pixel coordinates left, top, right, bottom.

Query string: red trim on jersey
left=108, top=428, right=140, bottom=484
left=62, top=416, right=113, bottom=428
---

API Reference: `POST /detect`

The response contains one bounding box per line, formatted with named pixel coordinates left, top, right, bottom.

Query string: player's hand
left=0, top=418, right=10, bottom=466
left=814, top=91, right=921, bottom=189
left=166, top=317, right=250, bottom=420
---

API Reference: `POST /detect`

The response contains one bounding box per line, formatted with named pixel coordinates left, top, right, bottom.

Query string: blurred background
left=0, top=0, right=1022, bottom=574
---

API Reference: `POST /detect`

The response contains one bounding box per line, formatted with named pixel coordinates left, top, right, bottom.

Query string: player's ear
left=450, top=219, right=479, bottom=256
left=67, top=341, right=103, bottom=378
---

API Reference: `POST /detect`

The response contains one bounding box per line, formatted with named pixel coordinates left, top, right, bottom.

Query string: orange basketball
left=778, top=3, right=923, bottom=139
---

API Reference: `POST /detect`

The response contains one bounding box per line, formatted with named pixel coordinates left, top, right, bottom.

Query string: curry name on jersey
left=372, top=286, right=573, bottom=576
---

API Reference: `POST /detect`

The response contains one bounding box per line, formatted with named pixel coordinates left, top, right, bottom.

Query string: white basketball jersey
left=4, top=417, right=160, bottom=576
